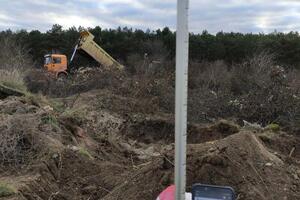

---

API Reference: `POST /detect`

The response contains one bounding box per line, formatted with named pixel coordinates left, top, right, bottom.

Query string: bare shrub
left=0, top=36, right=33, bottom=92
left=143, top=40, right=168, bottom=62
left=187, top=52, right=300, bottom=130
left=230, top=51, right=275, bottom=95
left=189, top=60, right=231, bottom=91
left=24, top=69, right=51, bottom=94
left=114, top=73, right=171, bottom=113
left=188, top=60, right=233, bottom=123
left=228, top=52, right=299, bottom=127
left=286, top=69, right=300, bottom=92
left=126, top=40, right=168, bottom=75
left=0, top=69, right=26, bottom=92
left=0, top=37, right=32, bottom=70
left=126, top=53, right=143, bottom=74
left=0, top=116, right=38, bottom=166
left=238, top=86, right=300, bottom=127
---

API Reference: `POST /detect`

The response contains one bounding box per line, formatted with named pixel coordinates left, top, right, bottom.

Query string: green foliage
left=78, top=147, right=93, bottom=160
left=48, top=99, right=65, bottom=112
left=2, top=81, right=27, bottom=93
left=41, top=114, right=59, bottom=129
left=61, top=106, right=87, bottom=124
left=23, top=93, right=50, bottom=107
left=0, top=183, right=16, bottom=197
left=2, top=25, right=300, bottom=69
left=266, top=123, right=281, bottom=132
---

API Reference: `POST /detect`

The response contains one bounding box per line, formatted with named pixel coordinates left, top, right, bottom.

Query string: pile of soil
left=100, top=132, right=300, bottom=200
left=0, top=91, right=299, bottom=200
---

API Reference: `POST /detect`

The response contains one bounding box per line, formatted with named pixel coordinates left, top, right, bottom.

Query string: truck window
left=44, top=56, right=52, bottom=64
left=53, top=57, right=61, bottom=64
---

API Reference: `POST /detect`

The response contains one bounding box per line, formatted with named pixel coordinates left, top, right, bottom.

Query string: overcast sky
left=1, top=0, right=300, bottom=33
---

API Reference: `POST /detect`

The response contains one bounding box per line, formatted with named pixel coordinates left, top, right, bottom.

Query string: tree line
left=1, top=24, right=300, bottom=69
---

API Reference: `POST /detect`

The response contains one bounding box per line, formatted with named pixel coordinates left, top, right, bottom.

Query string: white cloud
left=46, top=13, right=109, bottom=28
left=0, top=13, right=12, bottom=21
left=0, top=0, right=300, bottom=33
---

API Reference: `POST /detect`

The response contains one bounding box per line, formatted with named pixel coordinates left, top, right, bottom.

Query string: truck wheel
left=57, top=73, right=67, bottom=82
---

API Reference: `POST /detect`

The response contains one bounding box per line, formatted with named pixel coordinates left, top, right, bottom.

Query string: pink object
left=157, top=185, right=191, bottom=200
left=157, top=185, right=175, bottom=200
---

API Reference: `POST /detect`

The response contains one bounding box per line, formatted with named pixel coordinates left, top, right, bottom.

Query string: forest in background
left=1, top=24, right=300, bottom=69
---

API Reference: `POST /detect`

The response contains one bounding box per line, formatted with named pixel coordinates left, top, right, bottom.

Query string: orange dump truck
left=43, top=30, right=124, bottom=79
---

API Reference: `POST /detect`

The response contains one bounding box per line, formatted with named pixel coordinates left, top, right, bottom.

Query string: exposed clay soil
left=0, top=88, right=299, bottom=200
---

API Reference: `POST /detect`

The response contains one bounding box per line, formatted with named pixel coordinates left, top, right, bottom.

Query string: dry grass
left=0, top=182, right=16, bottom=197
left=0, top=36, right=33, bottom=93
left=78, top=147, right=94, bottom=160
left=61, top=106, right=88, bottom=124
left=0, top=116, right=38, bottom=166
left=0, top=69, right=27, bottom=92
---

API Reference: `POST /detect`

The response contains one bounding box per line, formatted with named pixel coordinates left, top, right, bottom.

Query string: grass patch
left=41, top=114, right=59, bottom=129
left=78, top=147, right=93, bottom=160
left=0, top=69, right=27, bottom=93
left=2, top=81, right=27, bottom=93
left=48, top=99, right=65, bottom=112
left=265, top=123, right=280, bottom=132
left=61, top=106, right=88, bottom=124
left=0, top=183, right=16, bottom=197
left=22, top=93, right=50, bottom=107
left=22, top=93, right=66, bottom=114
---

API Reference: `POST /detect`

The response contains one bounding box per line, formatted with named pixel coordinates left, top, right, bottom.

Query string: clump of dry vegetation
left=0, top=42, right=57, bottom=166
left=0, top=182, right=16, bottom=197
left=0, top=37, right=33, bottom=93
left=0, top=115, right=39, bottom=166
left=187, top=52, right=300, bottom=131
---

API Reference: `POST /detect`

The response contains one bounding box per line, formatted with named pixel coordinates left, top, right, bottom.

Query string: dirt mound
left=13, top=117, right=293, bottom=200
left=0, top=94, right=299, bottom=200
left=101, top=132, right=300, bottom=200
left=0, top=97, right=64, bottom=167
left=186, top=131, right=300, bottom=200
left=17, top=149, right=127, bottom=200
left=259, top=131, right=300, bottom=160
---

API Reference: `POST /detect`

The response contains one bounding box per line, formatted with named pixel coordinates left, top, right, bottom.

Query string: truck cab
left=44, top=54, right=68, bottom=78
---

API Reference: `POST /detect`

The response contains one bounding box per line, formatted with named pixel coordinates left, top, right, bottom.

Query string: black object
left=192, top=184, right=235, bottom=200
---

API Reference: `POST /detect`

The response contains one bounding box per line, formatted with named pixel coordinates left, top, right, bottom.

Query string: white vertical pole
left=175, top=0, right=189, bottom=200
